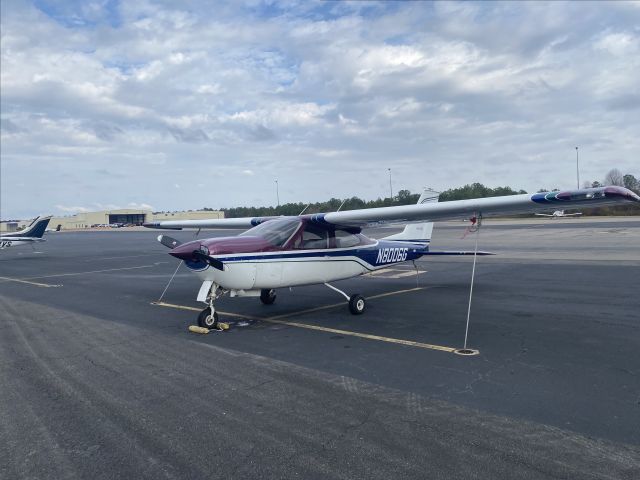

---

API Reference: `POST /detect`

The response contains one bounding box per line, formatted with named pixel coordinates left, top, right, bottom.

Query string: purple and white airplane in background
left=144, top=186, right=639, bottom=329
left=0, top=216, right=51, bottom=250
left=535, top=209, right=583, bottom=218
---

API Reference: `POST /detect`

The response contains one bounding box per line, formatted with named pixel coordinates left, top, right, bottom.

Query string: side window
left=294, top=224, right=329, bottom=249
left=334, top=229, right=361, bottom=248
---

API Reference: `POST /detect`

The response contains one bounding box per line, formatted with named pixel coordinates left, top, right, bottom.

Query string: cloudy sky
left=1, top=0, right=639, bottom=218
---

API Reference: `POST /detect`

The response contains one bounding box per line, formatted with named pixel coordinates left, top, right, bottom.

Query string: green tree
left=623, top=174, right=639, bottom=193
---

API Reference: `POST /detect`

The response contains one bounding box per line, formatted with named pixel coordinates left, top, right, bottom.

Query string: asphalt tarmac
left=1, top=218, right=639, bottom=479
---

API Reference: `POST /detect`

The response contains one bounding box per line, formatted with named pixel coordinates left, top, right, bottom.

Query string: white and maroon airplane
left=144, top=186, right=639, bottom=329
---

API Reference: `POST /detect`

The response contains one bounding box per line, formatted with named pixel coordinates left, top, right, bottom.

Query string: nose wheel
left=196, top=282, right=227, bottom=329
left=198, top=307, right=219, bottom=329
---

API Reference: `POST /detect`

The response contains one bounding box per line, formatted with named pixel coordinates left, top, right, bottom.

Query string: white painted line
left=0, top=276, right=62, bottom=288
left=23, top=263, right=167, bottom=280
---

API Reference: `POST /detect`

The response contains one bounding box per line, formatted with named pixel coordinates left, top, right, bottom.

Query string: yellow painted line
left=261, top=318, right=456, bottom=353
left=152, top=287, right=457, bottom=353
left=387, top=270, right=425, bottom=279
left=363, top=268, right=396, bottom=277
left=363, top=268, right=426, bottom=279
left=0, top=276, right=61, bottom=288
left=151, top=302, right=263, bottom=321
left=267, top=286, right=428, bottom=321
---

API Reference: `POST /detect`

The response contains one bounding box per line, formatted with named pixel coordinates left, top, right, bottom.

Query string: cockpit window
left=334, top=229, right=365, bottom=248
left=239, top=218, right=301, bottom=247
left=292, top=223, right=330, bottom=249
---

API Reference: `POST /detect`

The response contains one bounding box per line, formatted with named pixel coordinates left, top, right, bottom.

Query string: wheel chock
left=188, top=325, right=210, bottom=334
left=218, top=322, right=230, bottom=331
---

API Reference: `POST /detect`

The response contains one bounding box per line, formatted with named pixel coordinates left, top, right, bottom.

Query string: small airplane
left=144, top=186, right=639, bottom=329
left=0, top=216, right=52, bottom=250
left=535, top=210, right=583, bottom=218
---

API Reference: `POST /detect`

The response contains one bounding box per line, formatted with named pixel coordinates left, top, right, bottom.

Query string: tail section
left=382, top=189, right=439, bottom=244
left=12, top=216, right=51, bottom=238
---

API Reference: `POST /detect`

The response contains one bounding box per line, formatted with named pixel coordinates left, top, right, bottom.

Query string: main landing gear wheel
left=349, top=294, right=366, bottom=315
left=198, top=307, right=219, bottom=329
left=260, top=289, right=277, bottom=305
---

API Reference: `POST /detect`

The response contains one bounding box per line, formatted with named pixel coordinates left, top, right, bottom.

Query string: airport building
left=1, top=209, right=224, bottom=232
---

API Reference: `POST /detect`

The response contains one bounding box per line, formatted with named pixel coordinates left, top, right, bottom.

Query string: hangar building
left=1, top=209, right=224, bottom=232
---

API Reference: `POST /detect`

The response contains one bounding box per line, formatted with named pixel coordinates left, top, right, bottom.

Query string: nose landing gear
left=197, top=281, right=227, bottom=330
left=197, top=307, right=219, bottom=329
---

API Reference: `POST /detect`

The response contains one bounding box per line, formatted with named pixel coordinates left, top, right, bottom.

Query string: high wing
left=143, top=186, right=639, bottom=231
left=143, top=216, right=279, bottom=230
left=317, top=186, right=638, bottom=227
left=534, top=213, right=554, bottom=217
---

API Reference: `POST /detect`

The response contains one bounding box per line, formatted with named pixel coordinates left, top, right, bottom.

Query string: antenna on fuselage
left=336, top=199, right=347, bottom=212
left=298, top=203, right=311, bottom=215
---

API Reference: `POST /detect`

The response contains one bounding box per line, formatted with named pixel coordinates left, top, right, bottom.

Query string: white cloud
left=594, top=32, right=639, bottom=57
left=55, top=205, right=91, bottom=213
left=1, top=1, right=639, bottom=218
left=128, top=202, right=154, bottom=210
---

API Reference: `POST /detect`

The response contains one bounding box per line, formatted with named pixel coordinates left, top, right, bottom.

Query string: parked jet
left=0, top=216, right=52, bottom=249
left=144, top=186, right=639, bottom=329
left=535, top=210, right=582, bottom=218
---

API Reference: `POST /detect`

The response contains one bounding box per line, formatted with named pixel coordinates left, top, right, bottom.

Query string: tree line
left=212, top=184, right=527, bottom=218
left=204, top=168, right=638, bottom=218
left=579, top=169, right=639, bottom=216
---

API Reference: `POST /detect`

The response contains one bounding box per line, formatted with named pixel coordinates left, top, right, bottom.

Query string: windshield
left=239, top=218, right=301, bottom=247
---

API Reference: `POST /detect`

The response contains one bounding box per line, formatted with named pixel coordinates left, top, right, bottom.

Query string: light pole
left=575, top=146, right=580, bottom=189
left=275, top=179, right=280, bottom=207
left=388, top=168, right=393, bottom=200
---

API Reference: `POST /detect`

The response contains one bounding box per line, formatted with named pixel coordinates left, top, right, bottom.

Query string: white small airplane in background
left=535, top=210, right=583, bottom=218
left=144, top=186, right=639, bottom=329
left=0, top=216, right=52, bottom=249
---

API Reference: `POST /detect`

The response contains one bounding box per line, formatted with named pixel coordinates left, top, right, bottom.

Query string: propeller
left=158, top=235, right=182, bottom=249
left=157, top=235, right=224, bottom=271
left=192, top=245, right=225, bottom=271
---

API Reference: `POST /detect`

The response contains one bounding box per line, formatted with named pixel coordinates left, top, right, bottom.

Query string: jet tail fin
left=11, top=216, right=52, bottom=238
left=382, top=189, right=439, bottom=244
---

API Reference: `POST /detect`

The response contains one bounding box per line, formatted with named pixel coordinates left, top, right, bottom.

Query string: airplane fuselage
left=185, top=239, right=425, bottom=290
left=0, top=237, right=45, bottom=249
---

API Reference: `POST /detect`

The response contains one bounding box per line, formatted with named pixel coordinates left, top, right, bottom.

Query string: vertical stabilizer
left=382, top=189, right=439, bottom=243
left=10, top=216, right=52, bottom=238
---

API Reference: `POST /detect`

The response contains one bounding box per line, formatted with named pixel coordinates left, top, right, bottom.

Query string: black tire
left=260, top=289, right=276, bottom=305
left=197, top=308, right=219, bottom=329
left=348, top=294, right=365, bottom=315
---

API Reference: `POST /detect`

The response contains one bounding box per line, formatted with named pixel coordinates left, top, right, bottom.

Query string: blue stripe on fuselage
left=182, top=240, right=428, bottom=272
